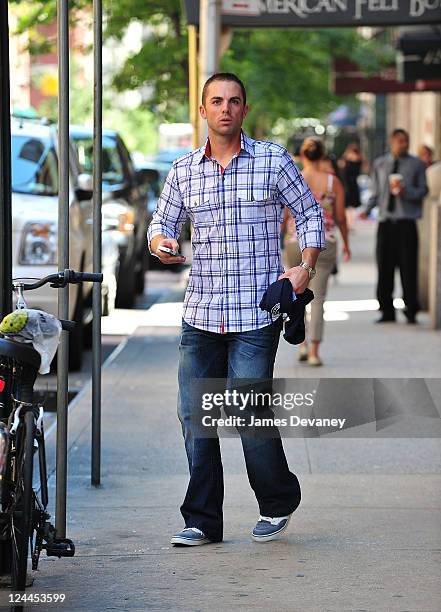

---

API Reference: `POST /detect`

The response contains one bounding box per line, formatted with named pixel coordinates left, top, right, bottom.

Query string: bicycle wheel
left=11, top=410, right=34, bottom=591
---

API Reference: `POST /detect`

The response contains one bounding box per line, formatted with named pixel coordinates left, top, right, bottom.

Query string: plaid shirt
left=147, top=131, right=325, bottom=333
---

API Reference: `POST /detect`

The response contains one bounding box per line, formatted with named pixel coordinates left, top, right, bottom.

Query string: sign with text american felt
left=183, top=0, right=441, bottom=27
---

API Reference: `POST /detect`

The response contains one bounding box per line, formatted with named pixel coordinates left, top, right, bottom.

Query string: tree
left=106, top=5, right=393, bottom=134
left=220, top=28, right=357, bottom=138
left=106, top=0, right=189, bottom=122
left=10, top=1, right=394, bottom=138
left=10, top=0, right=91, bottom=55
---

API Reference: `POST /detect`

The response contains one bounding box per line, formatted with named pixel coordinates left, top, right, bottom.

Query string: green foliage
left=10, top=0, right=394, bottom=139
left=10, top=0, right=90, bottom=54
left=220, top=27, right=393, bottom=137
left=222, top=28, right=335, bottom=135
left=106, top=0, right=188, bottom=121
left=103, top=103, right=158, bottom=155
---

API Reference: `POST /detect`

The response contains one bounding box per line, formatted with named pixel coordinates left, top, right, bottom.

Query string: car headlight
left=117, top=210, right=135, bottom=234
left=19, top=222, right=57, bottom=265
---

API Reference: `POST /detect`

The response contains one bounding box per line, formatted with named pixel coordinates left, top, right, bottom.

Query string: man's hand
left=278, top=266, right=309, bottom=294
left=152, top=236, right=186, bottom=265
left=359, top=210, right=369, bottom=220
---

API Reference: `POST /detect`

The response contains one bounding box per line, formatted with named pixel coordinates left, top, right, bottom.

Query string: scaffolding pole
left=188, top=25, right=199, bottom=150
left=0, top=0, right=12, bottom=320
left=55, top=0, right=70, bottom=539
left=91, top=0, right=103, bottom=487
left=198, top=0, right=221, bottom=146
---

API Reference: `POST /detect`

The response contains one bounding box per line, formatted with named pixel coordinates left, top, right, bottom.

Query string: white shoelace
left=182, top=527, right=205, bottom=536
left=259, top=515, right=290, bottom=526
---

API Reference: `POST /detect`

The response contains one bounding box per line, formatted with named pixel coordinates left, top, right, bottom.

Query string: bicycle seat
left=0, top=336, right=41, bottom=369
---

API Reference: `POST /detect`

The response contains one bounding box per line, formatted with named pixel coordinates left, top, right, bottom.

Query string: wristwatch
left=300, top=261, right=316, bottom=279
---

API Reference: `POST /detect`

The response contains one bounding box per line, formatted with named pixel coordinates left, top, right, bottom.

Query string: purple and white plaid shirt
left=147, top=131, right=325, bottom=333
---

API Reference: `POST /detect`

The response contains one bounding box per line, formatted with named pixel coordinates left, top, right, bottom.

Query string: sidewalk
left=14, top=220, right=441, bottom=611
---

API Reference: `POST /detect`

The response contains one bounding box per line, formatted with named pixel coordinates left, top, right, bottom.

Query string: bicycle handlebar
left=14, top=269, right=103, bottom=291
left=71, top=271, right=103, bottom=283
left=60, top=319, right=76, bottom=332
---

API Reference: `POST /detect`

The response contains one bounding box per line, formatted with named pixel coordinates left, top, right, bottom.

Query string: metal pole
left=198, top=0, right=221, bottom=146
left=91, top=0, right=102, bottom=487
left=0, top=3, right=13, bottom=577
left=55, top=0, right=70, bottom=538
left=429, top=201, right=441, bottom=329
left=188, top=25, right=199, bottom=150
left=0, top=0, right=12, bottom=320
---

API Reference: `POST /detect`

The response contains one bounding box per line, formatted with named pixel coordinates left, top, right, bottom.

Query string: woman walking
left=283, top=138, right=351, bottom=366
left=339, top=143, right=365, bottom=206
left=338, top=143, right=367, bottom=228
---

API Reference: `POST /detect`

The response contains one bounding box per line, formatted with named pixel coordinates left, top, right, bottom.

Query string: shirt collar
left=387, top=151, right=409, bottom=161
left=192, top=130, right=255, bottom=166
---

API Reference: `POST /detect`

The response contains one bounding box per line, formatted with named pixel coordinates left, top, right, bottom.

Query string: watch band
left=300, top=261, right=316, bottom=279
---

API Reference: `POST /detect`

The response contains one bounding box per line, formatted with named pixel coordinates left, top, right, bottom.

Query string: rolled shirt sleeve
left=403, top=159, right=428, bottom=202
left=366, top=162, right=379, bottom=214
left=147, top=163, right=188, bottom=253
left=276, top=152, right=325, bottom=251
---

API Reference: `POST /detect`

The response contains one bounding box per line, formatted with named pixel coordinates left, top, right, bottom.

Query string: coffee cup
left=389, top=173, right=403, bottom=196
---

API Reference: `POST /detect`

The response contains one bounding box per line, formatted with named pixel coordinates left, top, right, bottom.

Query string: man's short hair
left=202, top=73, right=247, bottom=106
left=391, top=128, right=409, bottom=139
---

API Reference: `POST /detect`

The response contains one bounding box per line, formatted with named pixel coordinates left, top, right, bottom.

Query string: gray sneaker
left=170, top=527, right=210, bottom=546
left=251, top=514, right=292, bottom=542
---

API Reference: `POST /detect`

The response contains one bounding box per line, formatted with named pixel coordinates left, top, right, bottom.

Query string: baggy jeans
left=177, top=318, right=301, bottom=542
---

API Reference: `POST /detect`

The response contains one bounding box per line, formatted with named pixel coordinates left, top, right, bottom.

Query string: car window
left=11, top=135, right=58, bottom=196
left=73, top=135, right=124, bottom=187
left=117, top=138, right=134, bottom=178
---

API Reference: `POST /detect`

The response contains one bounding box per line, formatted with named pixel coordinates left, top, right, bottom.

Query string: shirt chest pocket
left=184, top=193, right=218, bottom=228
left=237, top=189, right=278, bottom=224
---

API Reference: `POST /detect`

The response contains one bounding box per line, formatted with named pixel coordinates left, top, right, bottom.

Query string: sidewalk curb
left=43, top=337, right=129, bottom=484
left=42, top=276, right=189, bottom=484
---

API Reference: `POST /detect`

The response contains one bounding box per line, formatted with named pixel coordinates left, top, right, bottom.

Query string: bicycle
left=0, top=269, right=102, bottom=593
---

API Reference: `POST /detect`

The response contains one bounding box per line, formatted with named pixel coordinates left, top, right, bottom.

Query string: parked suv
left=134, top=156, right=191, bottom=270
left=70, top=127, right=152, bottom=307
left=11, top=116, right=119, bottom=370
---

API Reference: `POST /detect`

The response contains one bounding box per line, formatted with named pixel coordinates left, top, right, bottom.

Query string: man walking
left=362, top=129, right=428, bottom=323
left=147, top=73, right=324, bottom=546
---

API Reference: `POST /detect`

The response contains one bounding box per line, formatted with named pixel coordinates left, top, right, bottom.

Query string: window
left=72, top=135, right=124, bottom=187
left=11, top=135, right=58, bottom=196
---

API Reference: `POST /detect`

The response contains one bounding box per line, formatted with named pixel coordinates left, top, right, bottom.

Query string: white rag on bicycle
left=0, top=309, right=62, bottom=374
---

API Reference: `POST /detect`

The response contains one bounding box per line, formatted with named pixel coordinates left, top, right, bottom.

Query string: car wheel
left=84, top=280, right=112, bottom=349
left=68, top=285, right=84, bottom=371
left=83, top=319, right=93, bottom=350
left=149, top=252, right=162, bottom=270
left=135, top=248, right=148, bottom=295
left=116, top=255, right=136, bottom=308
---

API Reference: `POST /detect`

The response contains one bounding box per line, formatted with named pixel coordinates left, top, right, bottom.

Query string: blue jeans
left=177, top=319, right=301, bottom=542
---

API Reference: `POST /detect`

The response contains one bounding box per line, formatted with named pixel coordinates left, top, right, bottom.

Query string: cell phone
left=158, top=245, right=181, bottom=256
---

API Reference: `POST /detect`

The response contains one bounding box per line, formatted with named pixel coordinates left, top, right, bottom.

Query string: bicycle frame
left=0, top=269, right=102, bottom=589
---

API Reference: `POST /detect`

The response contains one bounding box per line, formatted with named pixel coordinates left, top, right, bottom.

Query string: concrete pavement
left=6, top=220, right=440, bottom=611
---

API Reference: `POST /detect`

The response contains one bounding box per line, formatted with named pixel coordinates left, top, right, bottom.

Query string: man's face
left=200, top=80, right=248, bottom=137
left=390, top=133, right=409, bottom=157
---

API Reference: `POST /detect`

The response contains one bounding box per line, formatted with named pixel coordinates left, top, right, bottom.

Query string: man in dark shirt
left=362, top=129, right=428, bottom=323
